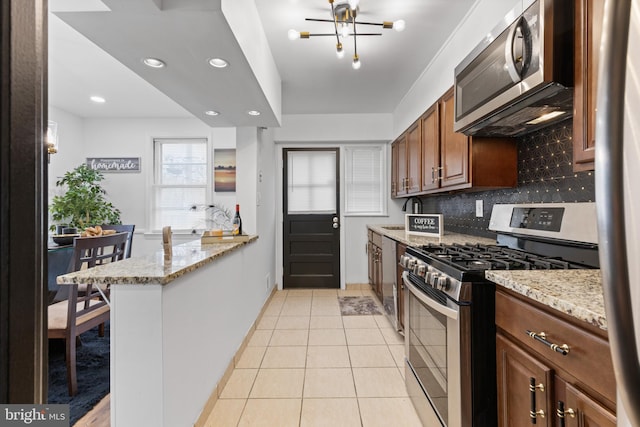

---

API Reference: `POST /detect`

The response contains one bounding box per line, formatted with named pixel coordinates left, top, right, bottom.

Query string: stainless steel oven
left=402, top=203, right=600, bottom=427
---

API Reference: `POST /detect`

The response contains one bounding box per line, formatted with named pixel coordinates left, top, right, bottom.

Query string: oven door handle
left=403, top=272, right=458, bottom=320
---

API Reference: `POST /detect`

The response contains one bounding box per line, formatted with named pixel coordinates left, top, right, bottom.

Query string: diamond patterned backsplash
left=419, top=119, right=595, bottom=238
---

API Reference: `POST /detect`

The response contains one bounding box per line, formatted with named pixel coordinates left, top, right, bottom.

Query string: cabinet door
left=395, top=243, right=407, bottom=331
left=421, top=103, right=440, bottom=192
left=396, top=137, right=408, bottom=196
left=391, top=141, right=399, bottom=198
left=497, top=333, right=553, bottom=427
left=573, top=0, right=604, bottom=172
left=440, top=88, right=469, bottom=188
left=406, top=121, right=422, bottom=194
left=563, top=383, right=616, bottom=427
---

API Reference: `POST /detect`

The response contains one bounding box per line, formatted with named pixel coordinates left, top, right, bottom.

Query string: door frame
left=275, top=143, right=346, bottom=290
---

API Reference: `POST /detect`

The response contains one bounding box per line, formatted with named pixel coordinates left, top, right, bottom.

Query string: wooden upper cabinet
left=573, top=0, right=604, bottom=172
left=405, top=120, right=422, bottom=194
left=440, top=88, right=469, bottom=188
left=421, top=103, right=440, bottom=192
left=391, top=142, right=399, bottom=197
left=395, top=136, right=408, bottom=197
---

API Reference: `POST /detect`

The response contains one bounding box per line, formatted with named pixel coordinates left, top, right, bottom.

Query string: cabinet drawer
left=495, top=290, right=615, bottom=406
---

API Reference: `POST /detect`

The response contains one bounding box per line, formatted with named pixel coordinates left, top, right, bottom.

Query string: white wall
left=392, top=0, right=518, bottom=136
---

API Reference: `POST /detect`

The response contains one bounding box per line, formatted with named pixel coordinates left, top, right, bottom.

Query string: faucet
left=401, top=196, right=423, bottom=214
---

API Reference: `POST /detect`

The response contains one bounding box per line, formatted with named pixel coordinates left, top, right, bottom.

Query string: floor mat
left=338, top=296, right=383, bottom=315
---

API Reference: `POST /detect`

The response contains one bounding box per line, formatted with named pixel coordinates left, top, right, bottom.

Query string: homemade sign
left=86, top=157, right=141, bottom=173
left=405, top=214, right=444, bottom=237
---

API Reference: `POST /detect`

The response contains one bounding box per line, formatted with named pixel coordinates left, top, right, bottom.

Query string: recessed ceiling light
left=208, top=58, right=229, bottom=68
left=247, top=110, right=261, bottom=116
left=142, top=58, right=166, bottom=68
left=90, top=96, right=106, bottom=103
left=205, top=110, right=219, bottom=116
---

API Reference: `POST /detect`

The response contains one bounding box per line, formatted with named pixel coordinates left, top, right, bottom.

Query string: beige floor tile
left=312, top=289, right=338, bottom=296
left=388, top=344, right=406, bottom=368
left=306, top=346, right=351, bottom=368
left=247, top=329, right=273, bottom=347
left=287, top=289, right=314, bottom=297
left=309, top=316, right=343, bottom=329
left=303, top=368, right=356, bottom=398
left=342, top=316, right=379, bottom=329
left=358, top=397, right=423, bottom=427
left=235, top=346, right=267, bottom=369
left=380, top=327, right=404, bottom=345
left=360, top=290, right=377, bottom=298
left=238, top=399, right=301, bottom=427
left=204, top=398, right=246, bottom=427
left=275, top=315, right=310, bottom=330
left=249, top=369, right=305, bottom=398
left=261, top=346, right=307, bottom=368
left=352, top=367, right=408, bottom=397
left=373, top=315, right=394, bottom=329
left=219, top=369, right=258, bottom=399
left=263, top=299, right=284, bottom=316
left=311, top=304, right=341, bottom=316
left=345, top=328, right=386, bottom=345
left=281, top=297, right=312, bottom=316
left=269, top=329, right=309, bottom=346
left=300, top=398, right=361, bottom=427
left=348, top=345, right=396, bottom=368
left=308, top=328, right=347, bottom=346
left=256, top=315, right=278, bottom=330
left=338, top=289, right=364, bottom=296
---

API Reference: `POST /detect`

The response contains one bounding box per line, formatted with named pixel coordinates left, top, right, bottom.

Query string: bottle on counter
left=232, top=204, right=242, bottom=235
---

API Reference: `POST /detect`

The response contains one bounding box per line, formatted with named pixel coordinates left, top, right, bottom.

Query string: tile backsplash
left=419, top=119, right=595, bottom=238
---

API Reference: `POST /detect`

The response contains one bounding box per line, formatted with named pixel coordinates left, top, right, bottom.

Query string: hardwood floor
left=73, top=394, right=110, bottom=427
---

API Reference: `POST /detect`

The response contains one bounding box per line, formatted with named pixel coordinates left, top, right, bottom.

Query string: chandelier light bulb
left=288, top=29, right=301, bottom=40
left=336, top=43, right=345, bottom=58
left=352, top=55, right=361, bottom=70
left=348, top=0, right=360, bottom=9
left=393, top=20, right=406, bottom=32
left=341, top=24, right=350, bottom=38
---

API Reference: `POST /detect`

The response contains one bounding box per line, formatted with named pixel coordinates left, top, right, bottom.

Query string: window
left=287, top=150, right=337, bottom=214
left=152, top=138, right=208, bottom=231
left=344, top=145, right=386, bottom=215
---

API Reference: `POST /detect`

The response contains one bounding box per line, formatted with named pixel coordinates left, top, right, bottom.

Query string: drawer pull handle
left=557, top=401, right=576, bottom=427
left=526, top=330, right=570, bottom=355
left=529, top=377, right=545, bottom=424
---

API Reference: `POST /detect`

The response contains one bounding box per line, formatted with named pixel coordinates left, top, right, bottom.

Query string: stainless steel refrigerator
left=595, top=0, right=640, bottom=425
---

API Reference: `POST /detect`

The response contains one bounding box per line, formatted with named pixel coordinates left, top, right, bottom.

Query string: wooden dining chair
left=48, top=232, right=128, bottom=396
left=100, top=224, right=135, bottom=258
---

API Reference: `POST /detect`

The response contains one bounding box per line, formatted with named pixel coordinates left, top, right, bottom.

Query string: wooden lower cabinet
left=496, top=289, right=616, bottom=427
left=395, top=242, right=407, bottom=332
left=367, top=230, right=383, bottom=301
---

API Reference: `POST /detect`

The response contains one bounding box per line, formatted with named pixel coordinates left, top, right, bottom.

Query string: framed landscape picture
left=214, top=149, right=236, bottom=192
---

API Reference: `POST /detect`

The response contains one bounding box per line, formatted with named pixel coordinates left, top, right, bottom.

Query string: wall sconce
left=46, top=120, right=58, bottom=162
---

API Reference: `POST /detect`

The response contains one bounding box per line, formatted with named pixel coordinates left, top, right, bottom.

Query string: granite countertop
left=57, top=236, right=258, bottom=286
left=368, top=224, right=606, bottom=331
left=486, top=270, right=606, bottom=330
left=367, top=224, right=497, bottom=247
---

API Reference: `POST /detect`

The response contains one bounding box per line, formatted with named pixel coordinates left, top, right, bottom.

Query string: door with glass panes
left=283, top=148, right=340, bottom=288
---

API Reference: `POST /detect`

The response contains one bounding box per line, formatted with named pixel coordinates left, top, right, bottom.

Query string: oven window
left=408, top=292, right=448, bottom=424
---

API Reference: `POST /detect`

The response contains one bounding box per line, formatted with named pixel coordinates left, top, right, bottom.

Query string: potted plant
left=49, top=163, right=122, bottom=232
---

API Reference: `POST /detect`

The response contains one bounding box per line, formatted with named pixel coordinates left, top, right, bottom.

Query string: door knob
left=333, top=223, right=339, bottom=229
left=332, top=217, right=339, bottom=223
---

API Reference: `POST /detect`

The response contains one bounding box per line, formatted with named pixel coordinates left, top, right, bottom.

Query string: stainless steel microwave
left=453, top=0, right=573, bottom=137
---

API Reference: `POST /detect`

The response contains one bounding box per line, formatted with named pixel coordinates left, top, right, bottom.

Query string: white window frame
left=150, top=137, right=211, bottom=233
left=343, top=144, right=387, bottom=216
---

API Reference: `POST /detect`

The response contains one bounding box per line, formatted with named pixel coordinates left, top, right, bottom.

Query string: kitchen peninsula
left=57, top=237, right=260, bottom=427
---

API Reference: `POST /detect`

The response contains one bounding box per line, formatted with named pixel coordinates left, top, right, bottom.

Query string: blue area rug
left=48, top=322, right=110, bottom=425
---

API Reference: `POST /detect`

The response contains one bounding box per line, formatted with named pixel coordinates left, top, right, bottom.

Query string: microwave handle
left=504, top=17, right=525, bottom=83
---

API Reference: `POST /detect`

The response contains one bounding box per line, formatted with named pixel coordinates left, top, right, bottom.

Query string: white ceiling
left=49, top=0, right=477, bottom=127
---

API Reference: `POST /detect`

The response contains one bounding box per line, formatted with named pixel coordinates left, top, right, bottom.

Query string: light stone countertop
left=367, top=224, right=497, bottom=247
left=367, top=224, right=606, bottom=331
left=486, top=270, right=606, bottom=330
left=57, top=235, right=258, bottom=286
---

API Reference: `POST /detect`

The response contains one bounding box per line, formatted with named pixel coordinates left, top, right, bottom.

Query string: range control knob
left=399, top=255, right=409, bottom=268
left=415, top=263, right=427, bottom=277
left=437, top=276, right=451, bottom=291
left=429, top=273, right=440, bottom=287
left=407, top=258, right=417, bottom=269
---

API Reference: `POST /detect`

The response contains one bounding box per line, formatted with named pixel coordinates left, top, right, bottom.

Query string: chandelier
left=288, top=0, right=405, bottom=70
